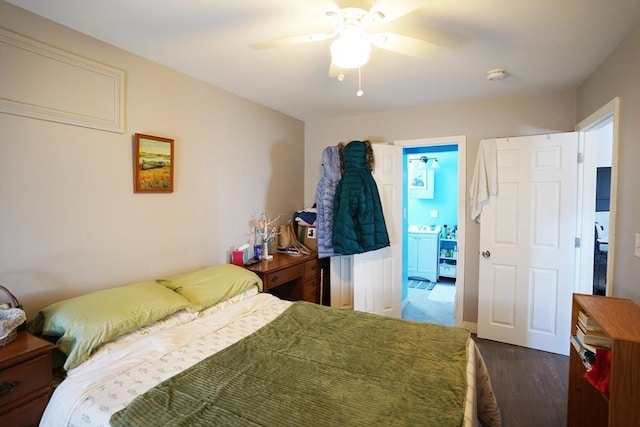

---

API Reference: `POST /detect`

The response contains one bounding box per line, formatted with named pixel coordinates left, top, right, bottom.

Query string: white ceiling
left=8, top=0, right=640, bottom=122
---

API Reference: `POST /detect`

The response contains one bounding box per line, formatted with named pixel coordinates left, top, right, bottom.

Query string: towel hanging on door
left=470, top=139, right=498, bottom=223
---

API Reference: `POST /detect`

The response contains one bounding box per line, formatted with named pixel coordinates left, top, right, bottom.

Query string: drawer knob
left=0, top=381, right=19, bottom=396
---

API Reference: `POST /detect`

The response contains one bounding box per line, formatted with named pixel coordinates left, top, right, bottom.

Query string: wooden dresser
left=567, top=294, right=640, bottom=427
left=245, top=252, right=326, bottom=304
left=0, top=332, right=56, bottom=427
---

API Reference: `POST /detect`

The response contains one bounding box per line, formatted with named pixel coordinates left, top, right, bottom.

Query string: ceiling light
left=487, top=69, right=507, bottom=81
left=330, top=32, right=371, bottom=69
left=410, top=156, right=439, bottom=169
left=420, top=156, right=439, bottom=169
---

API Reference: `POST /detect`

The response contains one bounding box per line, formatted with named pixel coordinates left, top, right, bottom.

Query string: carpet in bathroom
left=427, top=285, right=456, bottom=304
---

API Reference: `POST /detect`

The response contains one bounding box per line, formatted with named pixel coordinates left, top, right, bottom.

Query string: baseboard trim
left=463, top=321, right=477, bottom=334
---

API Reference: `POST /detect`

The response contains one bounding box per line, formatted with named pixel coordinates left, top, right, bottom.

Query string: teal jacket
left=333, top=141, right=390, bottom=255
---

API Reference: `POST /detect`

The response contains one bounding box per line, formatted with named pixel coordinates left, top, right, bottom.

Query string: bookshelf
left=567, top=294, right=640, bottom=427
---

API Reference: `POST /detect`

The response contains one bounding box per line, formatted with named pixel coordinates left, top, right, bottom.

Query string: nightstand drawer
left=303, top=259, right=320, bottom=280
left=0, top=390, right=49, bottom=426
left=265, top=265, right=304, bottom=290
left=0, top=354, right=51, bottom=408
left=302, top=278, right=319, bottom=303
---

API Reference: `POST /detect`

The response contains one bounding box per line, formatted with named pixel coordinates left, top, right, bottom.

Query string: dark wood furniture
left=567, top=294, right=640, bottom=427
left=245, top=252, right=326, bottom=304
left=0, top=332, right=56, bottom=426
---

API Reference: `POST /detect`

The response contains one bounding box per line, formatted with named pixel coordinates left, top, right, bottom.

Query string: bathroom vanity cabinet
left=407, top=231, right=439, bottom=282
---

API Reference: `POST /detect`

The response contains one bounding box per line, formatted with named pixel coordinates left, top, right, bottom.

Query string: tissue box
left=231, top=249, right=249, bottom=266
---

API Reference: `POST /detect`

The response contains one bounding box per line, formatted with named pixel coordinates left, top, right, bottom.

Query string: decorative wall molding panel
left=0, top=28, right=125, bottom=133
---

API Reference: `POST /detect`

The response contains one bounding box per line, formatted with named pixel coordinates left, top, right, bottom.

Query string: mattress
left=40, top=292, right=494, bottom=426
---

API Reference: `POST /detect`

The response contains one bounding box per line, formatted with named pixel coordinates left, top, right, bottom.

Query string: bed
left=28, top=264, right=501, bottom=427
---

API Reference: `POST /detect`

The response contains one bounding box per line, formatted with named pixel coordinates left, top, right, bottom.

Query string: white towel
left=469, top=139, right=498, bottom=223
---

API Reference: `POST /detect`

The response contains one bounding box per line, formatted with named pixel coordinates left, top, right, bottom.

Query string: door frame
left=395, top=135, right=467, bottom=327
left=574, top=97, right=620, bottom=296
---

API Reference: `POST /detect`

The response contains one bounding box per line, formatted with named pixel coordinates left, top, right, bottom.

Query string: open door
left=352, top=143, right=403, bottom=317
left=477, top=133, right=578, bottom=355
left=330, top=143, right=403, bottom=317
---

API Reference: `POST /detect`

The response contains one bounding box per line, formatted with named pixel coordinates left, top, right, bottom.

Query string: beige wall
left=0, top=2, right=305, bottom=318
left=304, top=23, right=640, bottom=321
left=3, top=2, right=637, bottom=324
left=304, top=91, right=577, bottom=322
left=577, top=23, right=640, bottom=303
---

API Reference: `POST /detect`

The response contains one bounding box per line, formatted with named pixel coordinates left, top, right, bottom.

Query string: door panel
left=478, top=133, right=578, bottom=355
left=331, top=143, right=402, bottom=318
left=330, top=255, right=353, bottom=310
left=491, top=264, right=517, bottom=326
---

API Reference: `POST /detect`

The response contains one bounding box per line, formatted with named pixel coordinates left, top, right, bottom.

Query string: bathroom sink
left=408, top=225, right=440, bottom=233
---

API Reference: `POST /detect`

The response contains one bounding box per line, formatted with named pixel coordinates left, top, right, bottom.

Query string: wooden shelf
left=567, top=294, right=640, bottom=427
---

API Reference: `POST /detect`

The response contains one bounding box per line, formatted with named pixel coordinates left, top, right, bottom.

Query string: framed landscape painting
left=134, top=133, right=174, bottom=193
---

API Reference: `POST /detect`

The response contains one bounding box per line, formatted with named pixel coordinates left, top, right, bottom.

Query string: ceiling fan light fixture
left=330, top=33, right=371, bottom=69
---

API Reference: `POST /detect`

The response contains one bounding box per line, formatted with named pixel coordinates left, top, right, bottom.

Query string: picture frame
left=410, top=170, right=427, bottom=190
left=133, top=133, right=174, bottom=193
left=409, top=169, right=435, bottom=199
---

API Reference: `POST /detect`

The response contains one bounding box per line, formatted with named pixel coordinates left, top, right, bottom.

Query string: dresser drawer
left=0, top=354, right=52, bottom=408
left=265, top=264, right=304, bottom=290
left=0, top=390, right=49, bottom=426
left=303, top=259, right=320, bottom=280
left=302, top=278, right=319, bottom=303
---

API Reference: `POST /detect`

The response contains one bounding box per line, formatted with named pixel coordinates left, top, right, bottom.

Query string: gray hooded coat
left=315, top=145, right=342, bottom=259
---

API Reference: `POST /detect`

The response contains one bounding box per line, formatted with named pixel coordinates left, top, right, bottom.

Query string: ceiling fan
left=250, top=1, right=437, bottom=79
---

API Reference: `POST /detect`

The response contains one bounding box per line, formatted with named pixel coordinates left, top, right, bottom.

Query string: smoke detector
left=487, top=69, right=507, bottom=81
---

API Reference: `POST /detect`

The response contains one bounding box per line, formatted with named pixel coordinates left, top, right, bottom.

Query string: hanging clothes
left=315, top=144, right=342, bottom=259
left=332, top=140, right=390, bottom=255
left=470, top=138, right=498, bottom=223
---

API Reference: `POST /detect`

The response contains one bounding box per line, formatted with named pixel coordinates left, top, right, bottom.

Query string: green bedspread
left=111, top=301, right=470, bottom=427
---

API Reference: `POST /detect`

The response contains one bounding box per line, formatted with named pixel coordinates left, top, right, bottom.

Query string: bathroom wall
left=406, top=146, right=459, bottom=232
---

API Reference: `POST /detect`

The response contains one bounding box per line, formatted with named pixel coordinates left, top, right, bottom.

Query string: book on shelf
left=577, top=318, right=608, bottom=337
left=570, top=335, right=596, bottom=370
left=577, top=310, right=603, bottom=332
left=571, top=333, right=598, bottom=356
left=576, top=322, right=611, bottom=348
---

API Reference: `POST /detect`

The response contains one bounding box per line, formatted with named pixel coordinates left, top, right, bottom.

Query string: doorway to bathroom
left=396, top=136, right=466, bottom=327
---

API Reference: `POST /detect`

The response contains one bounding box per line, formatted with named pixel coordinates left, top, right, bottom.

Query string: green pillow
left=157, top=264, right=263, bottom=311
left=28, top=281, right=191, bottom=370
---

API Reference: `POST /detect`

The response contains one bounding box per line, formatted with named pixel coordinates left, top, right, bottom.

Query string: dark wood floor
left=472, top=336, right=569, bottom=427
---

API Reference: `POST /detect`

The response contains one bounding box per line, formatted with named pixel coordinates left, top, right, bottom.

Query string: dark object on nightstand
left=0, top=332, right=57, bottom=426
left=244, top=258, right=261, bottom=266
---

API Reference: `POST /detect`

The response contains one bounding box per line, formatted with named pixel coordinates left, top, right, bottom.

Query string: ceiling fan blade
left=369, top=32, right=438, bottom=58
left=365, top=1, right=428, bottom=26
left=250, top=33, right=335, bottom=50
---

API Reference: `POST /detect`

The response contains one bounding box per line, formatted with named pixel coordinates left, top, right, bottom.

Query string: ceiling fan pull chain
left=357, top=67, right=364, bottom=97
